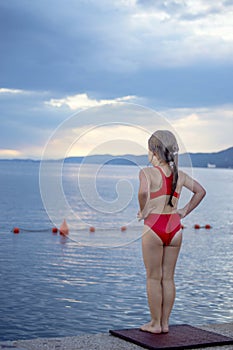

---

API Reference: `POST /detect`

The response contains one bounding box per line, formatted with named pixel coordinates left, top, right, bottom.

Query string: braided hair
left=148, top=130, right=179, bottom=207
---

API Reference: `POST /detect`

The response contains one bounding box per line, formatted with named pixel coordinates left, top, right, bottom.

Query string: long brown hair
left=148, top=130, right=179, bottom=207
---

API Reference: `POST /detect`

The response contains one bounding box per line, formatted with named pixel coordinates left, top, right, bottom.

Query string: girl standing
left=138, top=130, right=206, bottom=334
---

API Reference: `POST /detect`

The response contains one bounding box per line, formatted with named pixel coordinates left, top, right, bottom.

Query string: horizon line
left=0, top=145, right=232, bottom=162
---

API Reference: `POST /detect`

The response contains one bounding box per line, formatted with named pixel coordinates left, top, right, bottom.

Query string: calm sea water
left=0, top=161, right=232, bottom=341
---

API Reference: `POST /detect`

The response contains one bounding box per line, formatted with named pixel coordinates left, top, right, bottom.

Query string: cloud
left=45, top=93, right=138, bottom=110
left=0, top=149, right=22, bottom=158
left=0, top=89, right=66, bottom=157
left=43, top=124, right=149, bottom=158
left=1, top=0, right=233, bottom=94
left=0, top=1, right=232, bottom=158
left=137, top=0, right=227, bottom=19
left=128, top=1, right=233, bottom=68
left=0, top=86, right=232, bottom=158
left=0, top=88, right=27, bottom=94
left=166, top=105, right=233, bottom=152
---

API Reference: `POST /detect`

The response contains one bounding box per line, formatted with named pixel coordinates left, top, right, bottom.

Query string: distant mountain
left=64, top=147, right=233, bottom=168
left=64, top=154, right=147, bottom=166
left=179, top=147, right=233, bottom=168
left=0, top=147, right=232, bottom=168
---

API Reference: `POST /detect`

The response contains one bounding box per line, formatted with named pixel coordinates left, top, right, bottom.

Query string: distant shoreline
left=0, top=146, right=232, bottom=169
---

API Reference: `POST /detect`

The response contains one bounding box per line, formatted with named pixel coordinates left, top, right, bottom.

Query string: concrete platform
left=0, top=323, right=233, bottom=350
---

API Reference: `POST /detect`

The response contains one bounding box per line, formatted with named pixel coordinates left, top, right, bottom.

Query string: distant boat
left=207, top=163, right=216, bottom=168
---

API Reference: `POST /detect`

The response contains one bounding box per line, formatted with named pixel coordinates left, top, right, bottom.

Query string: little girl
left=138, top=130, right=206, bottom=334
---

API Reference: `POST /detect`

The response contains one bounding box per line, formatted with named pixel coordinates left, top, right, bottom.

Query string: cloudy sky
left=0, top=0, right=232, bottom=158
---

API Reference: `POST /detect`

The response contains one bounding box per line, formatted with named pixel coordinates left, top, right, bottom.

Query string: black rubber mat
left=109, top=324, right=233, bottom=349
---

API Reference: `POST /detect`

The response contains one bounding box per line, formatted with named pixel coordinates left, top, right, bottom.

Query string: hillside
left=64, top=147, right=233, bottom=168
left=179, top=147, right=233, bottom=168
left=1, top=147, right=232, bottom=168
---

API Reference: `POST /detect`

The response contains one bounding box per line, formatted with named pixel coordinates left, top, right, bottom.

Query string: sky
left=0, top=0, right=233, bottom=159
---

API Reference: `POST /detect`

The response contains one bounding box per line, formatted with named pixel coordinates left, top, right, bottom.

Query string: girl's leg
left=141, top=227, right=164, bottom=333
left=161, top=230, right=182, bottom=333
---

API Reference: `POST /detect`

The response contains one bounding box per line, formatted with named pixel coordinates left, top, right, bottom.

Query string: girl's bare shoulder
left=139, top=167, right=149, bottom=181
left=140, top=166, right=160, bottom=177
left=178, top=170, right=188, bottom=184
left=178, top=169, right=186, bottom=177
left=139, top=167, right=148, bottom=175
left=178, top=170, right=194, bottom=184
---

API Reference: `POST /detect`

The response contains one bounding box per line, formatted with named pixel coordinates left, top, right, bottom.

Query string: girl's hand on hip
left=137, top=210, right=144, bottom=221
left=177, top=208, right=186, bottom=219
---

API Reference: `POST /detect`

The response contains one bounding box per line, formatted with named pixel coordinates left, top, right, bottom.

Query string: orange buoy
left=89, top=226, right=95, bottom=233
left=59, top=219, right=69, bottom=236
left=194, top=224, right=201, bottom=229
left=13, top=227, right=20, bottom=234
left=121, top=226, right=127, bottom=232
left=52, top=227, right=58, bottom=234
left=205, top=224, right=212, bottom=229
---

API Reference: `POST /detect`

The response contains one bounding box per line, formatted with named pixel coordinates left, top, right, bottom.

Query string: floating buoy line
left=11, top=223, right=213, bottom=235
left=9, top=222, right=214, bottom=249
left=10, top=224, right=143, bottom=249
left=11, top=225, right=129, bottom=235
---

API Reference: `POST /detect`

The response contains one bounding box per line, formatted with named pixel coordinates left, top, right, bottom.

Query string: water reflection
left=0, top=165, right=232, bottom=340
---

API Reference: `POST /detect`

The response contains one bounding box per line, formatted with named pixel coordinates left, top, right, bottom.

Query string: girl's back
left=141, top=165, right=186, bottom=216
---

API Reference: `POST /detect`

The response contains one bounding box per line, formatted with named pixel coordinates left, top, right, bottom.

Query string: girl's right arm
left=177, top=171, right=206, bottom=219
left=138, top=168, right=150, bottom=220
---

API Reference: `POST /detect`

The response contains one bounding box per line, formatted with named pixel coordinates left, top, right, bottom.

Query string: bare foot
left=140, top=321, right=162, bottom=334
left=161, top=324, right=169, bottom=333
